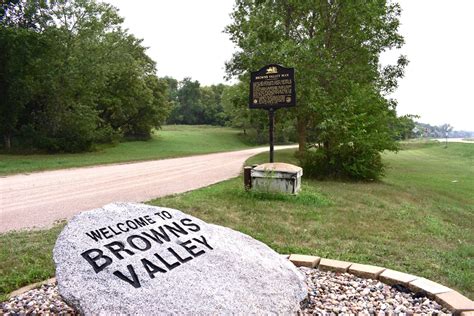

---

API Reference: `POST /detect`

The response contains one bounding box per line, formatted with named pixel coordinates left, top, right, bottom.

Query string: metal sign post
left=268, top=108, right=275, bottom=162
left=249, top=64, right=296, bottom=163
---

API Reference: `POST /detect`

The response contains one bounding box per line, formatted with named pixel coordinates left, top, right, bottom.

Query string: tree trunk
left=297, top=117, right=306, bottom=152
left=3, top=134, right=11, bottom=150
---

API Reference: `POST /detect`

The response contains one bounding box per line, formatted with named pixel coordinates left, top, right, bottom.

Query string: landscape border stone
left=435, top=291, right=474, bottom=314
left=379, top=269, right=418, bottom=286
left=8, top=278, right=56, bottom=299
left=408, top=277, right=452, bottom=298
left=288, top=254, right=320, bottom=268
left=348, top=263, right=385, bottom=280
left=8, top=255, right=474, bottom=314
left=288, top=254, right=474, bottom=315
left=318, top=258, right=352, bottom=273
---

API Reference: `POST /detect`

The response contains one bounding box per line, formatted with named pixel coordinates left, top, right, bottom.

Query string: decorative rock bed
left=300, top=268, right=450, bottom=315
left=3, top=255, right=473, bottom=315
left=1, top=282, right=76, bottom=315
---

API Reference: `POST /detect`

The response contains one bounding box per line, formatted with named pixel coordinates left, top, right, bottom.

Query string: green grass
left=0, top=223, right=66, bottom=301
left=0, top=142, right=472, bottom=300
left=149, top=143, right=473, bottom=297
left=0, top=125, right=254, bottom=175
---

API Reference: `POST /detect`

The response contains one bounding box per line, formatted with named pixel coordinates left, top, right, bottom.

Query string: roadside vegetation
left=0, top=125, right=254, bottom=175
left=1, top=1, right=172, bottom=152
left=1, top=142, right=472, bottom=300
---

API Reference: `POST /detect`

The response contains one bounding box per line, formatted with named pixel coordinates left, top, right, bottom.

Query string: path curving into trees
left=0, top=146, right=296, bottom=233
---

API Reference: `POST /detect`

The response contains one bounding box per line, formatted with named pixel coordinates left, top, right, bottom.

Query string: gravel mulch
left=1, top=269, right=453, bottom=315
left=1, top=283, right=77, bottom=316
left=299, top=267, right=452, bottom=315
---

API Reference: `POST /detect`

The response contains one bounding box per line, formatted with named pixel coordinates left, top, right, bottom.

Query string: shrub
left=299, top=142, right=385, bottom=181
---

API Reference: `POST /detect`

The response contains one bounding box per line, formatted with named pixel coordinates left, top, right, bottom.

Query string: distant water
left=434, top=138, right=473, bottom=143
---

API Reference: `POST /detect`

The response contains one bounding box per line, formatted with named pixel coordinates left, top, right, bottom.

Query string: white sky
left=106, top=0, right=474, bottom=131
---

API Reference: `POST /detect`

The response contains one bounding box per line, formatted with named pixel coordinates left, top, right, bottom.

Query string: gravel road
left=0, top=146, right=295, bottom=233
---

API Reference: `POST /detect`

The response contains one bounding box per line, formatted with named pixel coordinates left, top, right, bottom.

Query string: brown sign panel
left=249, top=64, right=296, bottom=109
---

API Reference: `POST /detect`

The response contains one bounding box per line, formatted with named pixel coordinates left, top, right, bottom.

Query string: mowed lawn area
left=0, top=125, right=254, bottom=175
left=0, top=142, right=472, bottom=301
left=150, top=142, right=473, bottom=297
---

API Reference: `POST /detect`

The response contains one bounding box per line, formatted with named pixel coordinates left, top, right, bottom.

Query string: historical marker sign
left=249, top=64, right=295, bottom=109
left=54, top=203, right=307, bottom=314
left=249, top=64, right=296, bottom=162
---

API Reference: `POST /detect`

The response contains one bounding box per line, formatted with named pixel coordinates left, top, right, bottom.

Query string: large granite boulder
left=53, top=202, right=307, bottom=315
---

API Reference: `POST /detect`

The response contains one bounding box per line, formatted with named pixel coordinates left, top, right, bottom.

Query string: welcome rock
left=53, top=202, right=307, bottom=315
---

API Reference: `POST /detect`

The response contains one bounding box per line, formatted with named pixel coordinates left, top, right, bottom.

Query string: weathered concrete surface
left=54, top=203, right=307, bottom=315
left=251, top=162, right=303, bottom=194
left=0, top=146, right=296, bottom=233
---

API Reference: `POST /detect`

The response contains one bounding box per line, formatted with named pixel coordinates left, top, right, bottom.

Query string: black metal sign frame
left=249, top=64, right=295, bottom=109
left=249, top=64, right=296, bottom=162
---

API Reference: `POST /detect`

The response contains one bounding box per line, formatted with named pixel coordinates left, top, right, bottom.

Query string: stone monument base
left=249, top=162, right=303, bottom=194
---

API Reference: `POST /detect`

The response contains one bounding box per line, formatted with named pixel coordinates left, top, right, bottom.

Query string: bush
left=299, top=143, right=385, bottom=181
left=16, top=105, right=99, bottom=153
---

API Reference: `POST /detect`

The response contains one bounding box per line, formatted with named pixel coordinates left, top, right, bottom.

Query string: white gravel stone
left=299, top=267, right=453, bottom=315
left=53, top=202, right=307, bottom=315
left=1, top=283, right=76, bottom=315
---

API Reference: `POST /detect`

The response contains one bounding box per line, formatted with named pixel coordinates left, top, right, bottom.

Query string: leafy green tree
left=163, top=76, right=179, bottom=107
left=201, top=84, right=228, bottom=126
left=121, top=75, right=171, bottom=139
left=393, top=114, right=418, bottom=140
left=222, top=82, right=265, bottom=140
left=168, top=78, right=202, bottom=124
left=0, top=0, right=50, bottom=149
left=222, top=82, right=248, bottom=133
left=1, top=0, right=170, bottom=152
left=166, top=78, right=230, bottom=126
left=96, top=31, right=170, bottom=139
left=0, top=27, right=38, bottom=149
left=226, top=0, right=408, bottom=179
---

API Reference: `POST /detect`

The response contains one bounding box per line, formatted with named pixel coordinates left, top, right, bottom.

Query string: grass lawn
left=151, top=142, right=474, bottom=298
left=0, top=125, right=254, bottom=176
left=0, top=142, right=472, bottom=301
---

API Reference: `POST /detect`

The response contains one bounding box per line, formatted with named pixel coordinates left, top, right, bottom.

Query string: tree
left=0, top=0, right=170, bottom=152
left=222, top=81, right=269, bottom=143
left=167, top=78, right=202, bottom=125
left=222, top=82, right=250, bottom=134
left=226, top=0, right=408, bottom=179
left=393, top=115, right=418, bottom=140
left=167, top=78, right=229, bottom=126
left=0, top=27, right=37, bottom=149
left=0, top=0, right=49, bottom=149
left=163, top=76, right=179, bottom=108
left=201, top=84, right=228, bottom=126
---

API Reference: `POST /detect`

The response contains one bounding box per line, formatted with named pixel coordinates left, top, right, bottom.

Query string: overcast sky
left=106, top=0, right=473, bottom=131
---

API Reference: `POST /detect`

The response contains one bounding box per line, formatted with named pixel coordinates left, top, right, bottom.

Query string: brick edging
left=286, top=254, right=474, bottom=315
left=7, top=277, right=56, bottom=299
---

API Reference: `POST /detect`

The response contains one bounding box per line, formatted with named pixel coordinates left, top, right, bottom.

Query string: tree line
left=164, top=77, right=228, bottom=126
left=414, top=122, right=473, bottom=139
left=1, top=0, right=170, bottom=152
left=0, top=0, right=247, bottom=152
left=2, top=0, right=420, bottom=180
